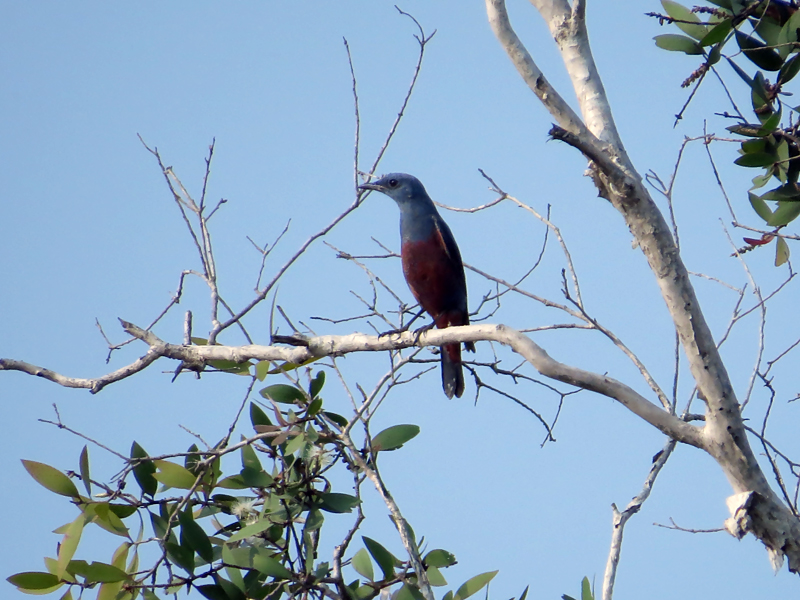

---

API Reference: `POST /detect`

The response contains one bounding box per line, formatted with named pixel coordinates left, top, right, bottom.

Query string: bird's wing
left=432, top=214, right=464, bottom=267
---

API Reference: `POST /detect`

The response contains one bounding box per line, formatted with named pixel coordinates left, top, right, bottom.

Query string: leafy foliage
left=653, top=0, right=800, bottom=264
left=8, top=368, right=503, bottom=600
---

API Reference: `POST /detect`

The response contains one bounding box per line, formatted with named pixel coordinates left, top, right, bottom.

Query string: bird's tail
left=440, top=343, right=464, bottom=399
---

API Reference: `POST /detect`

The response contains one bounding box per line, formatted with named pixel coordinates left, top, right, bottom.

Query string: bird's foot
left=412, top=322, right=436, bottom=345
left=378, top=325, right=409, bottom=339
left=379, top=308, right=428, bottom=339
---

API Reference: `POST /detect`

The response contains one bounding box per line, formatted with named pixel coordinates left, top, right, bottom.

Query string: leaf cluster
left=8, top=367, right=503, bottom=600
left=654, top=0, right=800, bottom=263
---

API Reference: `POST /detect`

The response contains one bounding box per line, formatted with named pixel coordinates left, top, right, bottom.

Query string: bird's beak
left=358, top=182, right=382, bottom=192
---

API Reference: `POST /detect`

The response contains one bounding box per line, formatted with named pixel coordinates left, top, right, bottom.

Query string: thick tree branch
left=485, top=0, right=589, bottom=139
left=2, top=322, right=703, bottom=448
left=528, top=0, right=625, bottom=151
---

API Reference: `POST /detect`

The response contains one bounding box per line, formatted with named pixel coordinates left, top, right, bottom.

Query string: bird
left=358, top=173, right=475, bottom=398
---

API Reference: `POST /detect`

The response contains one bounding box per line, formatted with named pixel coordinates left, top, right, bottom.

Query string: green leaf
left=760, top=183, right=800, bottom=201
left=97, top=581, right=124, bottom=600
left=699, top=19, right=732, bottom=46
left=453, top=571, right=499, bottom=600
left=217, top=474, right=250, bottom=489
left=654, top=33, right=703, bottom=54
left=222, top=544, right=252, bottom=568
left=353, top=585, right=379, bottom=600
left=153, top=460, right=197, bottom=489
left=192, top=337, right=208, bottom=345
left=775, top=236, right=790, bottom=266
left=149, top=511, right=170, bottom=540
left=197, top=584, right=228, bottom=600
left=768, top=200, right=800, bottom=226
left=736, top=30, right=783, bottom=71
left=260, top=384, right=306, bottom=404
left=424, top=549, right=457, bottom=568
left=661, top=0, right=708, bottom=40
left=779, top=10, right=800, bottom=59
left=57, top=514, right=85, bottom=578
left=309, top=370, right=325, bottom=398
left=749, top=192, right=774, bottom=222
left=166, top=541, right=195, bottom=573
left=728, top=123, right=767, bottom=137
left=223, top=545, right=292, bottom=580
left=90, top=503, right=130, bottom=537
left=74, top=561, right=130, bottom=584
left=179, top=509, right=214, bottom=563
left=758, top=107, right=781, bottom=132
left=266, top=358, right=322, bottom=375
left=22, top=460, right=80, bottom=498
left=240, top=466, right=274, bottom=487
left=754, top=16, right=782, bottom=47
left=78, top=446, right=91, bottom=497
left=250, top=402, right=272, bottom=427
left=518, top=586, right=530, bottom=600
left=741, top=138, right=766, bottom=153
left=371, top=424, right=420, bottom=452
left=108, top=503, right=137, bottom=519
left=44, top=557, right=73, bottom=583
left=396, top=583, right=425, bottom=600
left=252, top=552, right=293, bottom=580
left=111, top=541, right=130, bottom=570
left=216, top=574, right=247, bottom=600
left=131, top=442, right=158, bottom=497
left=306, top=508, right=324, bottom=532
left=707, top=42, right=722, bottom=65
left=241, top=444, right=263, bottom=471
left=283, top=431, right=306, bottom=456
left=323, top=411, right=349, bottom=428
left=752, top=169, right=775, bottom=189
left=319, top=492, right=360, bottom=513
left=362, top=537, right=396, bottom=581
left=725, top=55, right=754, bottom=87
left=780, top=54, right=800, bottom=84
left=227, top=518, right=274, bottom=543
left=209, top=359, right=253, bottom=376
left=255, top=360, right=272, bottom=381
left=426, top=566, right=448, bottom=587
left=734, top=152, right=777, bottom=167
left=352, top=548, right=374, bottom=581
left=185, top=443, right=201, bottom=474
left=581, top=577, right=593, bottom=600
left=7, top=572, right=61, bottom=591
left=307, top=397, right=323, bottom=416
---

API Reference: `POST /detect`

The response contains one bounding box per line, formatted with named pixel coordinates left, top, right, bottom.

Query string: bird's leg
left=379, top=307, right=426, bottom=338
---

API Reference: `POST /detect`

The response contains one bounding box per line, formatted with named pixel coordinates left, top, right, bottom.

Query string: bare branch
left=603, top=439, right=676, bottom=600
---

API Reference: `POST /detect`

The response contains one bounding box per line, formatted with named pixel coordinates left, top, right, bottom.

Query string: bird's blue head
left=358, top=173, right=431, bottom=206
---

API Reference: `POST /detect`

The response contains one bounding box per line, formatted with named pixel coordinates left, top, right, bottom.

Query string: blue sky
left=2, top=1, right=799, bottom=598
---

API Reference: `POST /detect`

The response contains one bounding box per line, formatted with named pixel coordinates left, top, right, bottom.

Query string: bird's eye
left=388, top=179, right=398, bottom=187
